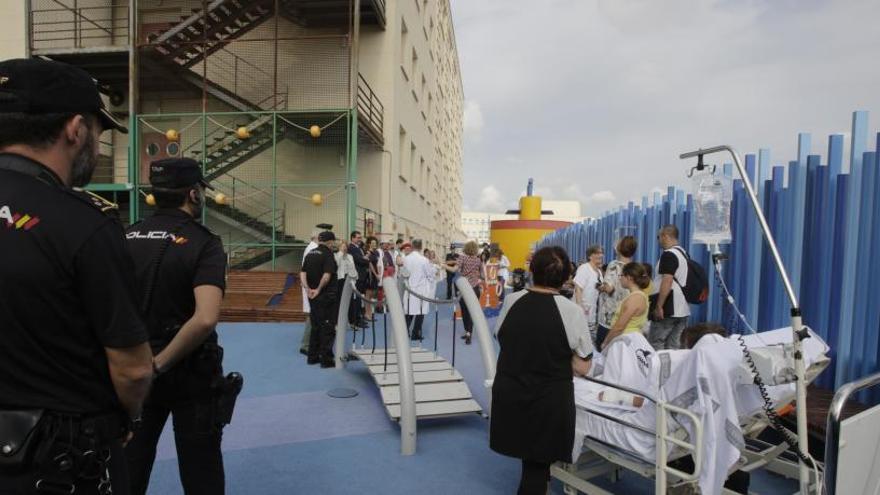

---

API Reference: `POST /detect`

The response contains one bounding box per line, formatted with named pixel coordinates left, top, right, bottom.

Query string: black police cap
left=0, top=58, right=127, bottom=133
left=149, top=158, right=213, bottom=190
left=318, top=231, right=336, bottom=242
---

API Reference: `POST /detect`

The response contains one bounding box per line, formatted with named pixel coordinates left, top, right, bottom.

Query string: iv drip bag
left=692, top=170, right=732, bottom=245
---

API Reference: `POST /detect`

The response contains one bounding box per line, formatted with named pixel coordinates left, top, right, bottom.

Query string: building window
left=400, top=19, right=409, bottom=78
left=398, top=126, right=407, bottom=180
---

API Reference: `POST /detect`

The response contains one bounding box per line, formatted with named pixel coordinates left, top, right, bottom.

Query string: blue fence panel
left=535, top=110, right=880, bottom=397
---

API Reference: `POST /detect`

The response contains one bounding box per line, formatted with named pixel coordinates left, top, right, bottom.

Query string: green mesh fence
left=136, top=111, right=354, bottom=270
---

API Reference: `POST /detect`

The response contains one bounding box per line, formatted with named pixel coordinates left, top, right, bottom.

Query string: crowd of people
left=490, top=224, right=713, bottom=494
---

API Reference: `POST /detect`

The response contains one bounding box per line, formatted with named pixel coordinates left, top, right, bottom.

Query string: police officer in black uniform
left=0, top=58, right=154, bottom=494
left=123, top=158, right=231, bottom=494
left=300, top=230, right=339, bottom=367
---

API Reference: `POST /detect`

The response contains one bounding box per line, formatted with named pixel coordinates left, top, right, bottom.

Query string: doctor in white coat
left=403, top=239, right=435, bottom=340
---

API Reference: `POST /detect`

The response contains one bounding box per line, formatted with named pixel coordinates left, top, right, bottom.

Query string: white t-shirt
left=301, top=241, right=319, bottom=313
left=498, top=255, right=511, bottom=280
left=653, top=246, right=691, bottom=318
left=573, top=263, right=602, bottom=324
left=495, top=289, right=594, bottom=359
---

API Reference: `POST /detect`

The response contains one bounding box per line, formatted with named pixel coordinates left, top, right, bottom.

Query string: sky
left=449, top=0, right=880, bottom=217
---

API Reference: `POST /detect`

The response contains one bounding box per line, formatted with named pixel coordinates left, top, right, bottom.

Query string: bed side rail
left=576, top=377, right=703, bottom=494
left=824, top=371, right=880, bottom=495
left=656, top=401, right=703, bottom=492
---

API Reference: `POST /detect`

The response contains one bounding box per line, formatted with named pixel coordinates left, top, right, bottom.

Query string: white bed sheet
left=571, top=327, right=829, bottom=494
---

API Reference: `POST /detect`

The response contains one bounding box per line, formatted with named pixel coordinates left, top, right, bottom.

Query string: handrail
left=581, top=375, right=658, bottom=405
left=334, top=276, right=355, bottom=369
left=402, top=280, right=461, bottom=305
left=357, top=73, right=384, bottom=138
left=381, top=276, right=417, bottom=455
left=824, top=371, right=880, bottom=495
left=31, top=1, right=129, bottom=49
left=454, top=277, right=496, bottom=393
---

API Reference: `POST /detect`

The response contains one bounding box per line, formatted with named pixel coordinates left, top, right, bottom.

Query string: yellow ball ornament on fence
left=311, top=193, right=323, bottom=206
left=236, top=127, right=250, bottom=139
left=309, top=125, right=321, bottom=138
left=165, top=129, right=179, bottom=142
left=145, top=193, right=156, bottom=206
left=213, top=193, right=227, bottom=205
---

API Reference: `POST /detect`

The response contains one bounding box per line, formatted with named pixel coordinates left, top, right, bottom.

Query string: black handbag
left=0, top=409, right=45, bottom=471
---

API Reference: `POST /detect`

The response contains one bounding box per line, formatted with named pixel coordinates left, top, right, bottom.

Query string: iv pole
left=680, top=145, right=812, bottom=494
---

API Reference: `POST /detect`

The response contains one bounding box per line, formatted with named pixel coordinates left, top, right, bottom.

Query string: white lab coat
left=300, top=241, right=319, bottom=313
left=403, top=251, right=436, bottom=315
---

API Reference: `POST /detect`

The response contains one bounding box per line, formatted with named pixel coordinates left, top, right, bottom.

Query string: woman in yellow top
left=600, top=262, right=652, bottom=350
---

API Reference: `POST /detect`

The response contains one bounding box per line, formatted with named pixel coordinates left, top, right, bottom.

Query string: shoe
left=307, top=357, right=320, bottom=365
left=299, top=348, right=308, bottom=356
left=460, top=333, right=468, bottom=340
left=320, top=359, right=336, bottom=368
left=464, top=333, right=472, bottom=345
left=411, top=332, right=422, bottom=341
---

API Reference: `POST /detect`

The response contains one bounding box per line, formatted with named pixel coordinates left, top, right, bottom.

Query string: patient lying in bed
left=572, top=324, right=830, bottom=495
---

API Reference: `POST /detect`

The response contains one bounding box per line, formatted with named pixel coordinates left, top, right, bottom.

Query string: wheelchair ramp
left=350, top=347, right=482, bottom=420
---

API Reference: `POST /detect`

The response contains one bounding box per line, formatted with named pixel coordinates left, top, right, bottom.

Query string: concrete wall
left=358, top=0, right=464, bottom=253
left=0, top=2, right=27, bottom=60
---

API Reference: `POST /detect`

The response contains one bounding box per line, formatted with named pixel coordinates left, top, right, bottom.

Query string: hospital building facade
left=2, top=0, right=464, bottom=269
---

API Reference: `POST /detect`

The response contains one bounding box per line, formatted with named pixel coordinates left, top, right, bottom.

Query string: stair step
left=366, top=361, right=453, bottom=374
left=374, top=369, right=463, bottom=386
left=380, top=381, right=473, bottom=405
left=357, top=352, right=446, bottom=366
left=386, top=399, right=482, bottom=420
left=352, top=347, right=431, bottom=356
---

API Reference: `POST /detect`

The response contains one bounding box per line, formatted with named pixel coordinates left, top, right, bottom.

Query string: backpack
left=670, top=247, right=709, bottom=304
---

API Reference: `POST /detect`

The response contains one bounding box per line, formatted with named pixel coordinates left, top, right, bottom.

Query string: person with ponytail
left=600, top=262, right=652, bottom=350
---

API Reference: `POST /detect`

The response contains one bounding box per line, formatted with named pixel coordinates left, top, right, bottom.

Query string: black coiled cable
left=712, top=257, right=815, bottom=468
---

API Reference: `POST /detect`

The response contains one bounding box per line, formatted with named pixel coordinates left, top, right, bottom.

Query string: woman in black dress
left=490, top=246, right=594, bottom=495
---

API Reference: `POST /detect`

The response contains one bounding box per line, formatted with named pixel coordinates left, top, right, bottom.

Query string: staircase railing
left=30, top=1, right=129, bottom=52
left=357, top=73, right=384, bottom=143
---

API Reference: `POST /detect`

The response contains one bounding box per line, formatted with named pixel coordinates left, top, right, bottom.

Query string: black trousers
left=405, top=314, right=424, bottom=339
left=596, top=324, right=611, bottom=352
left=518, top=459, right=550, bottom=495
left=126, top=363, right=224, bottom=495
left=445, top=273, right=456, bottom=299
left=348, top=278, right=365, bottom=324
left=0, top=439, right=129, bottom=495
left=308, top=295, right=336, bottom=362
left=460, top=285, right=481, bottom=333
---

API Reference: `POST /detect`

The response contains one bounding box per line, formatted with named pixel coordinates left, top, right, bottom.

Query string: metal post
left=382, top=276, right=417, bottom=455
left=679, top=145, right=810, bottom=494
left=334, top=276, right=353, bottom=369
left=128, top=0, right=139, bottom=222
left=656, top=403, right=668, bottom=495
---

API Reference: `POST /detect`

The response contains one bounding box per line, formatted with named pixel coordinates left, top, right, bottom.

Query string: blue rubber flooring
left=145, top=309, right=799, bottom=494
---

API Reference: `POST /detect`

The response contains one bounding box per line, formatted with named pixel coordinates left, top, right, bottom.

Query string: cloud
left=451, top=0, right=880, bottom=217
left=463, top=100, right=484, bottom=141
left=588, top=190, right=617, bottom=203
left=476, top=184, right=505, bottom=211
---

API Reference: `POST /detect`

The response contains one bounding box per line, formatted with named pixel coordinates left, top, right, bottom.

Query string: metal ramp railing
left=334, top=275, right=495, bottom=455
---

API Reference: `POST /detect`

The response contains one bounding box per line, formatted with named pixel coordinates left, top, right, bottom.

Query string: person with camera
left=0, top=58, right=153, bottom=495
left=125, top=158, right=238, bottom=495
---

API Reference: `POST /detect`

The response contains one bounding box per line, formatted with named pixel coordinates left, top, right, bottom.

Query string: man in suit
left=348, top=231, right=369, bottom=328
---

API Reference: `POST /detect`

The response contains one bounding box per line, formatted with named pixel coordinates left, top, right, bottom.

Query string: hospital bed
left=551, top=327, right=831, bottom=495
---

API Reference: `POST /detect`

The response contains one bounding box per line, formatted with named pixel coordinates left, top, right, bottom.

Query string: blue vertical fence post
left=534, top=111, right=880, bottom=400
